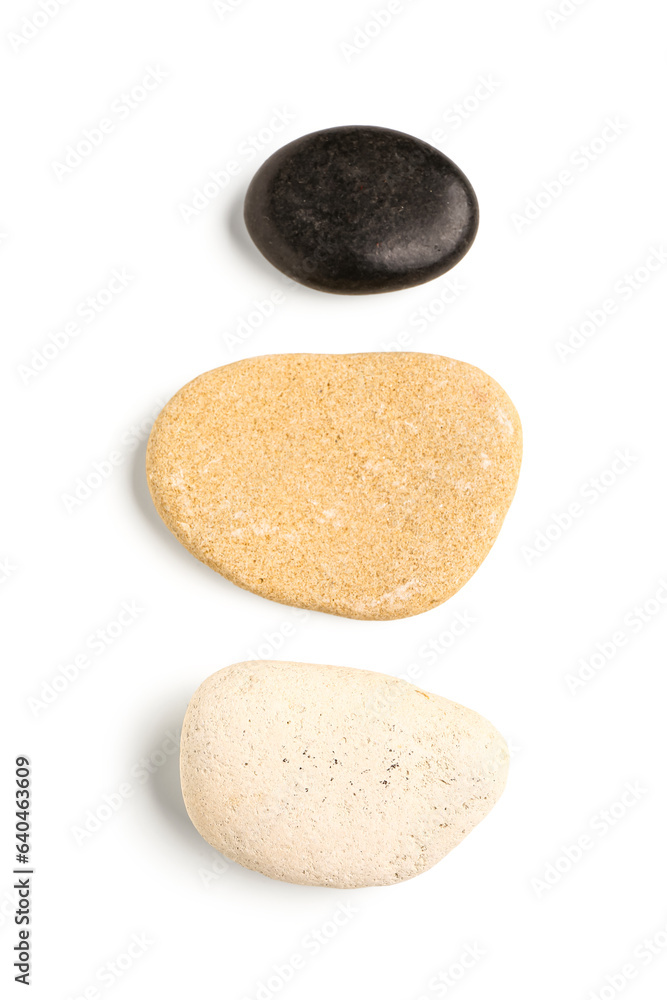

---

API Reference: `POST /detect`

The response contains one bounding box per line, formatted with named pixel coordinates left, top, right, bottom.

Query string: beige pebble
left=147, top=353, right=522, bottom=620
left=180, top=660, right=509, bottom=889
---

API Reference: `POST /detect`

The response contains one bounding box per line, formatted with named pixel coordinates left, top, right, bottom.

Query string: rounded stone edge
left=243, top=125, right=480, bottom=296
left=146, top=353, right=522, bottom=621
left=179, top=661, right=510, bottom=888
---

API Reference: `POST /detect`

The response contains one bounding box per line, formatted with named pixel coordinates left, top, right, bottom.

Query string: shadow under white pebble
left=143, top=697, right=355, bottom=898
left=140, top=705, right=193, bottom=837
left=138, top=698, right=275, bottom=886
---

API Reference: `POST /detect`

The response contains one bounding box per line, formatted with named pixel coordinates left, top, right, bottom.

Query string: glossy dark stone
left=243, top=125, right=479, bottom=295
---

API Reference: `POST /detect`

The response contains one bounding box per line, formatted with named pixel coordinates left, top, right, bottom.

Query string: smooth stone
left=146, top=353, right=522, bottom=620
left=180, top=661, right=509, bottom=888
left=243, top=125, right=479, bottom=294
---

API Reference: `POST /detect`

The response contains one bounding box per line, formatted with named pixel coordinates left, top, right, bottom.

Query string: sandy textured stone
left=147, top=353, right=522, bottom=620
left=180, top=661, right=509, bottom=888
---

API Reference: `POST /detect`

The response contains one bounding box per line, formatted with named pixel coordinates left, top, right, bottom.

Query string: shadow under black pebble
left=223, top=187, right=278, bottom=281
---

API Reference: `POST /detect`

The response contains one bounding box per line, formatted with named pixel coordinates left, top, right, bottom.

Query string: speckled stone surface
left=180, top=661, right=509, bottom=888
left=244, top=125, right=479, bottom=294
left=146, top=353, right=522, bottom=620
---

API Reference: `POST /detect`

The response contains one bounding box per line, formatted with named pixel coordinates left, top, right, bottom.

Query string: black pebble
left=243, top=125, right=479, bottom=295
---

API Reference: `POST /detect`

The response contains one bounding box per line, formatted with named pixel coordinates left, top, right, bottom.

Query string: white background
left=2, top=0, right=667, bottom=998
